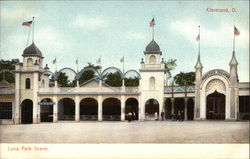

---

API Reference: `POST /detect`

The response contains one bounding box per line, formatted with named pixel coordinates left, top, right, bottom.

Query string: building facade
left=0, top=38, right=249, bottom=124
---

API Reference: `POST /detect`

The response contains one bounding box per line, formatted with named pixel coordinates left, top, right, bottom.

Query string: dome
left=144, top=39, right=162, bottom=54
left=22, top=43, right=43, bottom=58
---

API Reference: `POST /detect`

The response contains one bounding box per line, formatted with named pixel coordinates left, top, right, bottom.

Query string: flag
left=150, top=18, right=155, bottom=27
left=196, top=34, right=200, bottom=41
left=22, top=21, right=33, bottom=27
left=120, top=56, right=124, bottom=63
left=53, top=58, right=57, bottom=64
left=234, top=26, right=240, bottom=36
left=96, top=57, right=101, bottom=64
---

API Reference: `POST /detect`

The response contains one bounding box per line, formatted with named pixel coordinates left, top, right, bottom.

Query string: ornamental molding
left=205, top=79, right=226, bottom=92
left=202, top=69, right=230, bottom=81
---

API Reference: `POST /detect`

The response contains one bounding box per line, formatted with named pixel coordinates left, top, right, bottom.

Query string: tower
left=14, top=42, right=44, bottom=124
left=139, top=39, right=166, bottom=120
left=229, top=51, right=239, bottom=119
left=194, top=53, right=203, bottom=119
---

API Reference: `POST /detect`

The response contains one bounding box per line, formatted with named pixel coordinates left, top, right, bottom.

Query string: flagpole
left=26, top=26, right=31, bottom=47
left=76, top=57, right=79, bottom=73
left=123, top=56, right=124, bottom=74
left=198, top=26, right=200, bottom=55
left=233, top=26, right=235, bottom=52
left=32, top=17, right=34, bottom=43
left=152, top=26, right=154, bottom=40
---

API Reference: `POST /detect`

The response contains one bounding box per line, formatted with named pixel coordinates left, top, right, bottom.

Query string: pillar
left=75, top=95, right=80, bottom=122
left=33, top=72, right=39, bottom=124
left=184, top=98, right=188, bottom=120
left=53, top=96, right=58, bottom=122
left=171, top=98, right=175, bottom=114
left=14, top=72, right=20, bottom=124
left=98, top=95, right=103, bottom=121
left=121, top=95, right=125, bottom=121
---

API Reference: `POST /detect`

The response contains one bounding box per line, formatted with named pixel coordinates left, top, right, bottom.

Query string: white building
left=0, top=38, right=249, bottom=124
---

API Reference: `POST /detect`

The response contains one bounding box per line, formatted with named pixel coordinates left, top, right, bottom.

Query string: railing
left=164, top=85, right=195, bottom=94
left=102, top=115, right=121, bottom=121
left=80, top=115, right=98, bottom=120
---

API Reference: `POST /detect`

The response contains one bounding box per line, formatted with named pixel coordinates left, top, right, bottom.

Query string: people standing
left=154, top=112, right=158, bottom=120
left=161, top=111, right=165, bottom=121
left=128, top=112, right=132, bottom=122
left=181, top=110, right=184, bottom=122
left=177, top=110, right=181, bottom=122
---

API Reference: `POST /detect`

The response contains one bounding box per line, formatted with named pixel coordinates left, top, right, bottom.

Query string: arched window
left=149, top=77, right=155, bottom=90
left=149, top=55, right=156, bottom=64
left=25, top=78, right=31, bottom=89
left=27, top=58, right=33, bottom=67
left=42, top=79, right=45, bottom=87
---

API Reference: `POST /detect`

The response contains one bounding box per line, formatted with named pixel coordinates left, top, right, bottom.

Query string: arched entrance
left=206, top=91, right=225, bottom=120
left=125, top=98, right=139, bottom=120
left=164, top=98, right=172, bottom=119
left=21, top=99, right=33, bottom=124
left=145, top=99, right=159, bottom=120
left=102, top=98, right=121, bottom=121
left=174, top=98, right=184, bottom=114
left=80, top=98, right=98, bottom=120
left=40, top=98, right=53, bottom=122
left=58, top=98, right=75, bottom=120
left=187, top=98, right=194, bottom=120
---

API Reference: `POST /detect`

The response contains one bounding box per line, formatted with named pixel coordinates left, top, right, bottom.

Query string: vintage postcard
left=0, top=0, right=249, bottom=158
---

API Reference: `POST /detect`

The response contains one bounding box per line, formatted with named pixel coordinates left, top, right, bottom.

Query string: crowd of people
left=126, top=110, right=185, bottom=122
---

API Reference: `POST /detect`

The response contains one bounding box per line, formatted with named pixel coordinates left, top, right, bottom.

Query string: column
left=98, top=95, right=103, bottom=121
left=33, top=72, right=38, bottom=124
left=75, top=95, right=80, bottom=122
left=171, top=98, right=175, bottom=114
left=53, top=96, right=58, bottom=122
left=138, top=96, right=141, bottom=121
left=121, top=95, right=125, bottom=121
left=184, top=97, right=188, bottom=120
left=14, top=72, right=20, bottom=124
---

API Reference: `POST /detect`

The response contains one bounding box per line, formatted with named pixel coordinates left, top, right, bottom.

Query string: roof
left=22, top=43, right=43, bottom=58
left=229, top=51, right=238, bottom=65
left=144, top=39, right=162, bottom=54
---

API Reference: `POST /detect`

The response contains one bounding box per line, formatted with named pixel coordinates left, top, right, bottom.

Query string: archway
left=206, top=91, right=225, bottom=120
left=174, top=98, right=184, bottom=115
left=125, top=98, right=138, bottom=120
left=40, top=98, right=53, bottom=122
left=164, top=98, right=172, bottom=119
left=58, top=98, right=75, bottom=120
left=21, top=99, right=33, bottom=124
left=80, top=98, right=98, bottom=120
left=145, top=99, right=159, bottom=120
left=187, top=98, right=194, bottom=120
left=102, top=98, right=121, bottom=121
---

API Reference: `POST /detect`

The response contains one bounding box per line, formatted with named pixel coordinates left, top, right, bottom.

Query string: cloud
left=71, top=16, right=109, bottom=30
left=1, top=7, right=40, bottom=21
left=170, top=20, right=249, bottom=48
left=124, top=32, right=146, bottom=40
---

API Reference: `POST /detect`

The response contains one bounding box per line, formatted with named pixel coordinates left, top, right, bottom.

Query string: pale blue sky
left=0, top=1, right=249, bottom=82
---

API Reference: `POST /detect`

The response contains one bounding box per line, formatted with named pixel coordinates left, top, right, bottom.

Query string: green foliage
left=165, top=59, right=177, bottom=78
left=174, top=72, right=195, bottom=86
left=104, top=72, right=122, bottom=87
left=78, top=63, right=100, bottom=84
left=125, top=77, right=139, bottom=87
left=0, top=59, right=18, bottom=83
left=57, top=72, right=76, bottom=87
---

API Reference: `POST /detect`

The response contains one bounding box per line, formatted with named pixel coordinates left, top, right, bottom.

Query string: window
left=0, top=102, right=12, bottom=119
left=27, top=58, right=33, bottom=67
left=42, top=79, right=45, bottom=87
left=149, top=77, right=155, bottom=90
left=149, top=55, right=156, bottom=64
left=239, top=96, right=250, bottom=113
left=26, top=78, right=31, bottom=89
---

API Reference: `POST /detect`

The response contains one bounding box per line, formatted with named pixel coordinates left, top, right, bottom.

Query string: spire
left=230, top=51, right=238, bottom=65
left=195, top=53, right=203, bottom=69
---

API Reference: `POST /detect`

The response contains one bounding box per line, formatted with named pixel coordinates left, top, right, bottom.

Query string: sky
left=0, top=0, right=249, bottom=82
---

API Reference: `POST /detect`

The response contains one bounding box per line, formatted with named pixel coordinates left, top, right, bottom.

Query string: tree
left=0, top=59, right=19, bottom=83
left=165, top=59, right=177, bottom=78
left=78, top=63, right=101, bottom=84
left=174, top=72, right=195, bottom=86
left=125, top=77, right=139, bottom=87
left=104, top=72, right=122, bottom=87
left=57, top=72, right=70, bottom=87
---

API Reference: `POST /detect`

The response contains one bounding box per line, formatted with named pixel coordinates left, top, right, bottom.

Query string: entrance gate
left=206, top=91, right=225, bottom=120
left=21, top=99, right=33, bottom=124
